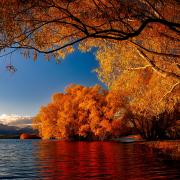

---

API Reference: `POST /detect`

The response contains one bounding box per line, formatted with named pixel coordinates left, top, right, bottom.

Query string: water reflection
left=0, top=140, right=180, bottom=179
left=35, top=141, right=180, bottom=180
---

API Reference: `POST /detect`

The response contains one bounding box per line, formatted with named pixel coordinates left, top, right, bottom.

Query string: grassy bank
left=143, top=140, right=180, bottom=160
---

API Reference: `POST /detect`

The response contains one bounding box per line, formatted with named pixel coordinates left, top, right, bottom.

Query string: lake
left=0, top=140, right=180, bottom=179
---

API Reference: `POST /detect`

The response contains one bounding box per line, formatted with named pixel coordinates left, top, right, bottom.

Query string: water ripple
left=0, top=140, right=180, bottom=179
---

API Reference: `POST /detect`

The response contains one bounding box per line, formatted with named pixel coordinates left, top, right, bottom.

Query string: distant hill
left=0, top=123, right=38, bottom=135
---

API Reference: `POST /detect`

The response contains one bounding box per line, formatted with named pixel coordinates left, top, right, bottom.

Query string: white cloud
left=0, top=114, right=33, bottom=127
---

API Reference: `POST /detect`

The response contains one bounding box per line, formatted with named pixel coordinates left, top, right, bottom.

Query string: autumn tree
left=33, top=84, right=129, bottom=140
left=95, top=44, right=179, bottom=139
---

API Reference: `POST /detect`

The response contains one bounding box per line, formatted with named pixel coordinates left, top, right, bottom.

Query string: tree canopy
left=33, top=85, right=131, bottom=140
left=0, top=0, right=179, bottom=79
left=33, top=84, right=179, bottom=140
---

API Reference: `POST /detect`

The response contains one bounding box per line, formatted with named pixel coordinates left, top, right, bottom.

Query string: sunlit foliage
left=93, top=37, right=179, bottom=115
left=33, top=85, right=130, bottom=140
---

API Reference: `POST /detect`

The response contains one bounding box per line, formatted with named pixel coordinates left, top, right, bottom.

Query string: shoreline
left=1, top=134, right=179, bottom=160
left=141, top=140, right=180, bottom=160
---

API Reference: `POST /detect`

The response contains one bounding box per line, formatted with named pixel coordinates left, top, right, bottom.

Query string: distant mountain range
left=0, top=123, right=38, bottom=135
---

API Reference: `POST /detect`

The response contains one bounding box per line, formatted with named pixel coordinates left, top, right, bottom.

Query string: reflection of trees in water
left=35, top=141, right=180, bottom=179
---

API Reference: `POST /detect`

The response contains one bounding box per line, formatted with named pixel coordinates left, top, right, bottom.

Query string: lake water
left=0, top=140, right=180, bottom=179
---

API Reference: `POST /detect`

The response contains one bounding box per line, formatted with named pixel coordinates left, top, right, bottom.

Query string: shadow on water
left=0, top=140, right=180, bottom=179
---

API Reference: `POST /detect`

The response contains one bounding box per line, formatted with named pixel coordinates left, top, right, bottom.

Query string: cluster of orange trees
left=33, top=85, right=131, bottom=140
left=33, top=84, right=179, bottom=140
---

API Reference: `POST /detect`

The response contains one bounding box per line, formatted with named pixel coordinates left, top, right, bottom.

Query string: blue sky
left=0, top=49, right=105, bottom=117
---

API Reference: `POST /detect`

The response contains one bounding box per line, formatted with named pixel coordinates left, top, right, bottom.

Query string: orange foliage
left=0, top=0, right=179, bottom=77
left=33, top=85, right=129, bottom=140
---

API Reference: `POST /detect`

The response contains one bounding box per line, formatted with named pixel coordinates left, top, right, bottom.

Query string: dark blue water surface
left=0, top=140, right=179, bottom=180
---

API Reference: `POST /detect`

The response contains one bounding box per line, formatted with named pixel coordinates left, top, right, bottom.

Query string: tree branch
left=130, top=40, right=180, bottom=58
left=159, top=82, right=180, bottom=102
left=9, top=36, right=88, bottom=54
left=137, top=49, right=180, bottom=80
